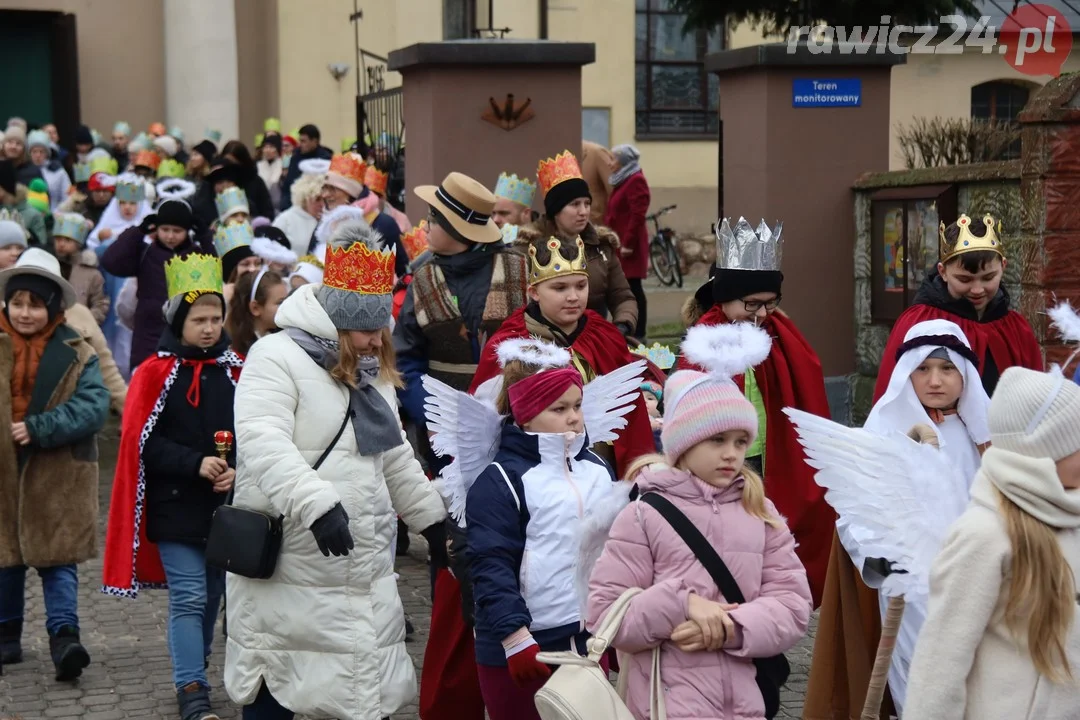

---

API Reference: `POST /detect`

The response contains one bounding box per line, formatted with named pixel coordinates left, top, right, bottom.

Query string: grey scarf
left=609, top=144, right=642, bottom=187
left=286, top=327, right=403, bottom=456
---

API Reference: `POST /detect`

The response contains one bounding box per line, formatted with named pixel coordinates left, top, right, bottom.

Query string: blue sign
left=792, top=79, right=862, bottom=108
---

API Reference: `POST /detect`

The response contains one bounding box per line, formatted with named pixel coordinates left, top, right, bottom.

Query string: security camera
left=328, top=63, right=351, bottom=81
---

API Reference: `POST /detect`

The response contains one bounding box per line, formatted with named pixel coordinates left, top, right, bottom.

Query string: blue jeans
left=0, top=564, right=79, bottom=634
left=157, top=541, right=225, bottom=690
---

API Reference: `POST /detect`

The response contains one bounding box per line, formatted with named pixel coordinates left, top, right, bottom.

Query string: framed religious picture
left=870, top=185, right=957, bottom=323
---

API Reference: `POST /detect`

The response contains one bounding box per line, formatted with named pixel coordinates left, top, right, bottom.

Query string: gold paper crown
left=536, top=150, right=583, bottom=197
left=323, top=241, right=395, bottom=295
left=165, top=253, right=224, bottom=300
left=297, top=254, right=324, bottom=270
left=939, top=213, right=1004, bottom=263
left=527, top=236, right=588, bottom=286
left=329, top=153, right=366, bottom=183
left=401, top=221, right=429, bottom=261
left=364, top=165, right=388, bottom=196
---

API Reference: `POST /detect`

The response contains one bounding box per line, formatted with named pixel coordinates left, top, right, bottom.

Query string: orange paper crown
left=134, top=150, right=162, bottom=171
left=365, top=165, right=388, bottom=196
left=537, top=150, right=584, bottom=197
left=323, top=241, right=396, bottom=295
left=401, top=220, right=429, bottom=261
left=329, top=153, right=367, bottom=184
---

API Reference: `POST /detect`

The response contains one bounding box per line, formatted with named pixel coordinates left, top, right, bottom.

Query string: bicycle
left=647, top=204, right=683, bottom=288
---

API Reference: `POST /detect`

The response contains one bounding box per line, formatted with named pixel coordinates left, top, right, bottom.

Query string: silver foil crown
left=715, top=216, right=784, bottom=271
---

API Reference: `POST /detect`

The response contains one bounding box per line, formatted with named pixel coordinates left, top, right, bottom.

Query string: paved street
left=0, top=419, right=815, bottom=719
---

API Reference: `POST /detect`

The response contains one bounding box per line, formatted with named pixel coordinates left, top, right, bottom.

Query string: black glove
left=616, top=321, right=634, bottom=338
left=421, top=521, right=449, bottom=570
left=310, top=503, right=354, bottom=557
left=864, top=556, right=907, bottom=578
left=139, top=214, right=158, bottom=235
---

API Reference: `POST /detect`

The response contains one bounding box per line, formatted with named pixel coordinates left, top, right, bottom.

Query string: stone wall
left=850, top=162, right=1022, bottom=423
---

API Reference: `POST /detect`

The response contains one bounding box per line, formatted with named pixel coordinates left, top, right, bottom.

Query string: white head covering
left=87, top=196, right=154, bottom=249
left=864, top=319, right=991, bottom=449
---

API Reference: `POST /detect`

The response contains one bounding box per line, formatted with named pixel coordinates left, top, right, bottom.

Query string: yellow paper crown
left=528, top=236, right=588, bottom=286
left=323, top=241, right=395, bottom=295
left=939, top=213, right=1004, bottom=263
left=165, top=253, right=224, bottom=300
left=536, top=150, right=583, bottom=197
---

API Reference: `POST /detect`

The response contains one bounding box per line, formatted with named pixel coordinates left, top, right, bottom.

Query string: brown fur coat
left=0, top=324, right=108, bottom=568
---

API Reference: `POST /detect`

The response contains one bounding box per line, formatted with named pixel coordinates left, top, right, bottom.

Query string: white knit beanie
left=989, top=367, right=1080, bottom=461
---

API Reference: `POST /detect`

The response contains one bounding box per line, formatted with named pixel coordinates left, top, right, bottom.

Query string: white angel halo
left=495, top=338, right=572, bottom=370
left=1048, top=300, right=1080, bottom=374
left=298, top=158, right=332, bottom=176
left=422, top=339, right=646, bottom=526
left=155, top=178, right=197, bottom=203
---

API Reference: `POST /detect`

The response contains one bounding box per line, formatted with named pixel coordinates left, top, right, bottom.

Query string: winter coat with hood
left=604, top=170, right=651, bottom=280
left=0, top=321, right=110, bottom=568
left=581, top=141, right=615, bottom=226
left=904, top=447, right=1080, bottom=720
left=224, top=282, right=446, bottom=720
left=588, top=465, right=812, bottom=720
left=516, top=218, right=638, bottom=330
left=100, top=226, right=216, bottom=370
left=2, top=185, right=47, bottom=247
left=60, top=249, right=109, bottom=325
left=142, top=327, right=234, bottom=546
left=467, top=422, right=629, bottom=667
left=62, top=302, right=126, bottom=414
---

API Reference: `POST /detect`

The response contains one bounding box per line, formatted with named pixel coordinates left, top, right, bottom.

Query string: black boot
left=49, top=626, right=90, bottom=681
left=177, top=681, right=220, bottom=720
left=0, top=619, right=23, bottom=665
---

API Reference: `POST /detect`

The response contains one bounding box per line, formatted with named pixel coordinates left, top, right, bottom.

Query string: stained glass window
left=635, top=4, right=722, bottom=137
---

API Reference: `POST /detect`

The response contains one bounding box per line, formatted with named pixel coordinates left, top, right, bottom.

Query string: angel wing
left=783, top=407, right=971, bottom=600
left=422, top=375, right=505, bottom=525
left=582, top=360, right=647, bottom=445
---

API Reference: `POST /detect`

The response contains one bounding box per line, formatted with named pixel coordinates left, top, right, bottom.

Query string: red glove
left=506, top=642, right=551, bottom=687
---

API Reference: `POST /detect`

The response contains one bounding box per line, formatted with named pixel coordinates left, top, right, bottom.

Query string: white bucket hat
left=0, top=248, right=78, bottom=309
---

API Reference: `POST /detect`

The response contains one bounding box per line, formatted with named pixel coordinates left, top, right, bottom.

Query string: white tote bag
left=534, top=588, right=665, bottom=720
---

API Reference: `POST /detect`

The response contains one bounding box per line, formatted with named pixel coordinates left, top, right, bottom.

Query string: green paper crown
left=165, top=253, right=224, bottom=300
left=341, top=136, right=357, bottom=153
left=89, top=155, right=119, bottom=177
left=157, top=158, right=185, bottom=179
left=264, top=117, right=281, bottom=132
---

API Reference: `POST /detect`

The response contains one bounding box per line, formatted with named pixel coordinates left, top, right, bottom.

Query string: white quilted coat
left=224, top=283, right=446, bottom=719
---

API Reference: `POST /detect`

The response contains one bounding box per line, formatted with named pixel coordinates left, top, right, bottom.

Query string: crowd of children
left=1, top=110, right=1078, bottom=720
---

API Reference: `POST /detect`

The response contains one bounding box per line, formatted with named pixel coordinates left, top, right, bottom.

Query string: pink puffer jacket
left=587, top=465, right=812, bottom=720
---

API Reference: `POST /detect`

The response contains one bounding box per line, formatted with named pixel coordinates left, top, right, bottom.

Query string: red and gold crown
left=537, top=150, right=583, bottom=197
left=323, top=241, right=395, bottom=295
left=329, top=153, right=367, bottom=184
left=401, top=220, right=429, bottom=261
left=133, top=150, right=161, bottom=172
left=364, top=165, right=388, bottom=196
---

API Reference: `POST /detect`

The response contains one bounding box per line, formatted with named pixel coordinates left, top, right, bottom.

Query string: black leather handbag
left=205, top=410, right=353, bottom=579
left=641, top=492, right=791, bottom=719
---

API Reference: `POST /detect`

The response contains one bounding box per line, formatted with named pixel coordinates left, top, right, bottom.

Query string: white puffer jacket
left=224, top=283, right=446, bottom=719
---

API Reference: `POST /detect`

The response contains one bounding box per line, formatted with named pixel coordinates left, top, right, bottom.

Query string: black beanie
left=192, top=140, right=218, bottom=161
left=543, top=178, right=591, bottom=218
left=156, top=199, right=194, bottom=231
left=709, top=268, right=784, bottom=305
left=222, top=245, right=256, bottom=281
left=261, top=134, right=283, bottom=153
left=5, top=274, right=64, bottom=321
left=74, top=125, right=93, bottom=146
left=0, top=161, right=15, bottom=197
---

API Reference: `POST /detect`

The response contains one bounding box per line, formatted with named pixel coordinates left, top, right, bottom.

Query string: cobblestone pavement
left=0, top=421, right=816, bottom=719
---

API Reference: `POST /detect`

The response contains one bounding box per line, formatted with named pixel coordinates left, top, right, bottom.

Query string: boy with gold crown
left=680, top=217, right=834, bottom=607
left=103, top=251, right=242, bottom=720
left=471, top=231, right=652, bottom=477
left=875, top=212, right=1042, bottom=399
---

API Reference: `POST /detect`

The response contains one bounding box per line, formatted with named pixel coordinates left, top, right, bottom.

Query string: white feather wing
left=783, top=408, right=970, bottom=600
left=582, top=360, right=647, bottom=446
left=422, top=375, right=504, bottom=525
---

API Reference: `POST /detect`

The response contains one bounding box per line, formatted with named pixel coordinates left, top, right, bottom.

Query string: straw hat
left=414, top=172, right=501, bottom=244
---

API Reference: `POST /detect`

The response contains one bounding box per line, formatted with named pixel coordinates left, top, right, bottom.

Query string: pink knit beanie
left=660, top=322, right=772, bottom=464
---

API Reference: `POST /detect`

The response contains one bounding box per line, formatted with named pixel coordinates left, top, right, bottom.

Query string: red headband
left=508, top=368, right=583, bottom=425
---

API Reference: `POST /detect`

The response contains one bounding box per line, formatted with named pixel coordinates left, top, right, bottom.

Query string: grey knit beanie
left=989, top=366, right=1080, bottom=461
left=313, top=218, right=393, bottom=331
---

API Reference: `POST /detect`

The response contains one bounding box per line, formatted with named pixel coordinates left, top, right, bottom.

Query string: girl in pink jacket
left=587, top=324, right=812, bottom=720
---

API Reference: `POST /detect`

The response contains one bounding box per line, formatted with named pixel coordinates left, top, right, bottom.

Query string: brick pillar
left=1018, top=74, right=1080, bottom=367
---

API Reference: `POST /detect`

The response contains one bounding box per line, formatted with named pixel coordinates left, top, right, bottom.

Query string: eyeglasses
left=743, top=296, right=781, bottom=313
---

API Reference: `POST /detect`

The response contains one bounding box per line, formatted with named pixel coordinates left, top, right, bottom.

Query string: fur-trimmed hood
left=515, top=217, right=620, bottom=251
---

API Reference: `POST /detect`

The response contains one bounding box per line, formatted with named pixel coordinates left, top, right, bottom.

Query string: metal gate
left=356, top=49, right=406, bottom=210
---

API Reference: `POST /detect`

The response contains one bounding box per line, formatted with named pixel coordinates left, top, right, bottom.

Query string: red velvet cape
left=679, top=307, right=834, bottom=607
left=469, top=307, right=654, bottom=478
left=873, top=303, right=1043, bottom=401
left=102, top=355, right=241, bottom=598
left=419, top=570, right=486, bottom=720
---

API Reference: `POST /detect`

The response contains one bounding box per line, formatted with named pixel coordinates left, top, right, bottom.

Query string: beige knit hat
left=989, top=367, right=1080, bottom=461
